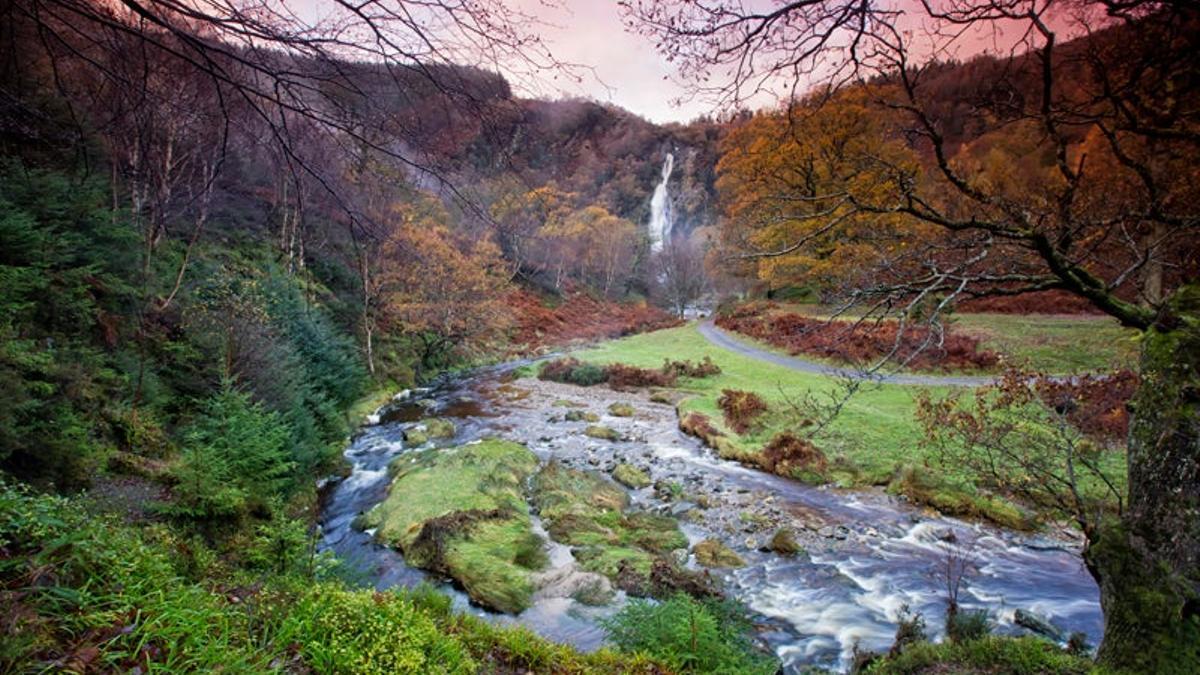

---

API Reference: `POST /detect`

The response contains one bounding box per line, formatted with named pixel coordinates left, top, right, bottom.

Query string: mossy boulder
left=607, top=402, right=636, bottom=417
left=584, top=425, right=622, bottom=442
left=403, top=428, right=429, bottom=446
left=421, top=418, right=456, bottom=439
left=530, top=462, right=686, bottom=588
left=357, top=439, right=542, bottom=613
left=564, top=410, right=600, bottom=423
left=611, top=463, right=651, bottom=489
left=768, top=528, right=803, bottom=556
left=693, top=539, right=746, bottom=568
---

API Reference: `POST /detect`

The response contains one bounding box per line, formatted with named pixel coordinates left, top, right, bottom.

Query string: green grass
left=574, top=324, right=933, bottom=484
left=359, top=439, right=542, bottom=612
left=865, top=635, right=1096, bottom=674
left=571, top=324, right=1033, bottom=527
left=0, top=478, right=667, bottom=674
left=954, top=313, right=1138, bottom=373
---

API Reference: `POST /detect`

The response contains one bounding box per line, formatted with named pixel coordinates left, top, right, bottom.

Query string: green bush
left=602, top=594, right=777, bottom=674
left=947, top=609, right=992, bottom=643
left=166, top=381, right=293, bottom=520
left=274, top=585, right=476, bottom=674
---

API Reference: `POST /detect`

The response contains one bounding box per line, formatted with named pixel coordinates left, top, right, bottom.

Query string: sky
left=505, top=1, right=709, bottom=124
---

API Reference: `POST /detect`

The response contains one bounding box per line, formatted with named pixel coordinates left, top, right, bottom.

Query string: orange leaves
left=714, top=88, right=924, bottom=290
left=379, top=202, right=511, bottom=355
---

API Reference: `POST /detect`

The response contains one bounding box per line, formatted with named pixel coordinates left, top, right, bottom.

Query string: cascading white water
left=648, top=152, right=675, bottom=252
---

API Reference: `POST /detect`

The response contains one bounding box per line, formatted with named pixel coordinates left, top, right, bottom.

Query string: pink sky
left=505, top=1, right=1083, bottom=124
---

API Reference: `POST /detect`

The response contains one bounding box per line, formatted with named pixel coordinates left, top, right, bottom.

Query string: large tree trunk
left=1089, top=285, right=1200, bottom=673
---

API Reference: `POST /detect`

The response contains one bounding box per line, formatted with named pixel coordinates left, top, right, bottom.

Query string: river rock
left=612, top=463, right=651, bottom=489
left=694, top=539, right=746, bottom=568
left=607, top=402, right=636, bottom=417
left=1014, top=609, right=1067, bottom=641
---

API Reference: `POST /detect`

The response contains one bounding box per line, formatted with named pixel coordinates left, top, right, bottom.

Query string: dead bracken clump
left=716, top=306, right=998, bottom=371
left=759, top=432, right=827, bottom=476
left=661, top=356, right=721, bottom=379
left=717, top=389, right=768, bottom=433
left=1035, top=369, right=1138, bottom=441
left=679, top=412, right=724, bottom=445
left=606, top=363, right=677, bottom=388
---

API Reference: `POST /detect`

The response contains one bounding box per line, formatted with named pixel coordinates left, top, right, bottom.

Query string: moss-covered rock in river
left=611, top=463, right=651, bottom=489
left=607, top=402, right=636, bottom=417
left=357, top=439, right=542, bottom=613
left=693, top=539, right=745, bottom=568
left=564, top=409, right=600, bottom=423
left=531, top=462, right=686, bottom=585
left=768, top=528, right=803, bottom=556
left=421, top=418, right=456, bottom=438
left=584, top=424, right=622, bottom=441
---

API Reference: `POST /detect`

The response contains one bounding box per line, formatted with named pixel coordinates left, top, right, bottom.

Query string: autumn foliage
left=759, top=433, right=827, bottom=476
left=716, top=306, right=998, bottom=370
left=507, top=289, right=681, bottom=350
left=716, top=389, right=767, bottom=434
left=1035, top=370, right=1138, bottom=441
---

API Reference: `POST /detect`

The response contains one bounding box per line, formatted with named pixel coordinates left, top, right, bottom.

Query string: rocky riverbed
left=320, top=364, right=1103, bottom=673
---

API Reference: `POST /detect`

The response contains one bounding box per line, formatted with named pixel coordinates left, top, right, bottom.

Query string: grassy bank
left=571, top=324, right=1029, bottom=527
left=0, top=479, right=667, bottom=674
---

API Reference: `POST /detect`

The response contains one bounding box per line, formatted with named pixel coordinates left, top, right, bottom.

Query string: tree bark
left=1089, top=284, right=1200, bottom=673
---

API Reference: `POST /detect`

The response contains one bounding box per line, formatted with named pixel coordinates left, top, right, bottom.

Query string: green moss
left=404, top=428, right=429, bottom=446
left=421, top=418, right=457, bottom=439
left=530, top=463, right=685, bottom=586
left=564, top=409, right=600, bottom=423
left=693, top=539, right=745, bottom=568
left=359, top=439, right=542, bottom=613
left=608, top=402, right=636, bottom=417
left=584, top=425, right=622, bottom=441
left=768, top=528, right=802, bottom=556
left=611, top=463, right=651, bottom=489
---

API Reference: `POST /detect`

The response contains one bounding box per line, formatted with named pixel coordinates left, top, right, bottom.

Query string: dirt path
left=697, top=320, right=994, bottom=388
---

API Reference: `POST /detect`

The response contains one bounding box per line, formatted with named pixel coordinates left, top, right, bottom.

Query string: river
left=319, top=364, right=1102, bottom=672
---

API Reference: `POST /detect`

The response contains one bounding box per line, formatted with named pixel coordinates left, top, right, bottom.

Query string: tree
left=625, top=1, right=1200, bottom=668
left=651, top=233, right=710, bottom=317
left=169, top=381, right=293, bottom=520
left=556, top=205, right=640, bottom=297
left=378, top=202, right=511, bottom=375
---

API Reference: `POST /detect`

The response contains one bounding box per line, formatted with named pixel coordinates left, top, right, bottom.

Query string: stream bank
left=320, top=365, right=1102, bottom=672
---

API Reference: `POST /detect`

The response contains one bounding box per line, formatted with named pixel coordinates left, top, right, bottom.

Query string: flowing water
left=648, top=152, right=675, bottom=252
left=320, top=366, right=1103, bottom=672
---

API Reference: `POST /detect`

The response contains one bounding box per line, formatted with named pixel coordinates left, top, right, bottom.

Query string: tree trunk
left=1089, top=284, right=1200, bottom=673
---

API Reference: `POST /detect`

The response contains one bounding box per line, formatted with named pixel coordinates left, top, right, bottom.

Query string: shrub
left=889, top=605, right=928, bottom=657
left=601, top=594, right=777, bottom=674
left=759, top=432, right=827, bottom=476
left=947, top=609, right=992, bottom=643
left=606, top=363, right=676, bottom=388
left=538, top=358, right=608, bottom=386
left=276, top=585, right=476, bottom=674
left=661, top=356, right=721, bottom=378
left=717, top=389, right=767, bottom=433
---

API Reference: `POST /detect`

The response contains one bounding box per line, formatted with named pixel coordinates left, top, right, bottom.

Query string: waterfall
left=648, top=152, right=675, bottom=252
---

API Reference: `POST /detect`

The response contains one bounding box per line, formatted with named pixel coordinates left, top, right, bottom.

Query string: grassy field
left=573, top=324, right=1084, bottom=527
left=572, top=324, right=954, bottom=482
left=774, top=303, right=1138, bottom=373
left=953, top=312, right=1138, bottom=372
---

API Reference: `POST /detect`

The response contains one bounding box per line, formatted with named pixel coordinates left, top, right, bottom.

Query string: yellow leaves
left=715, top=88, right=923, bottom=289
left=379, top=200, right=511, bottom=348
